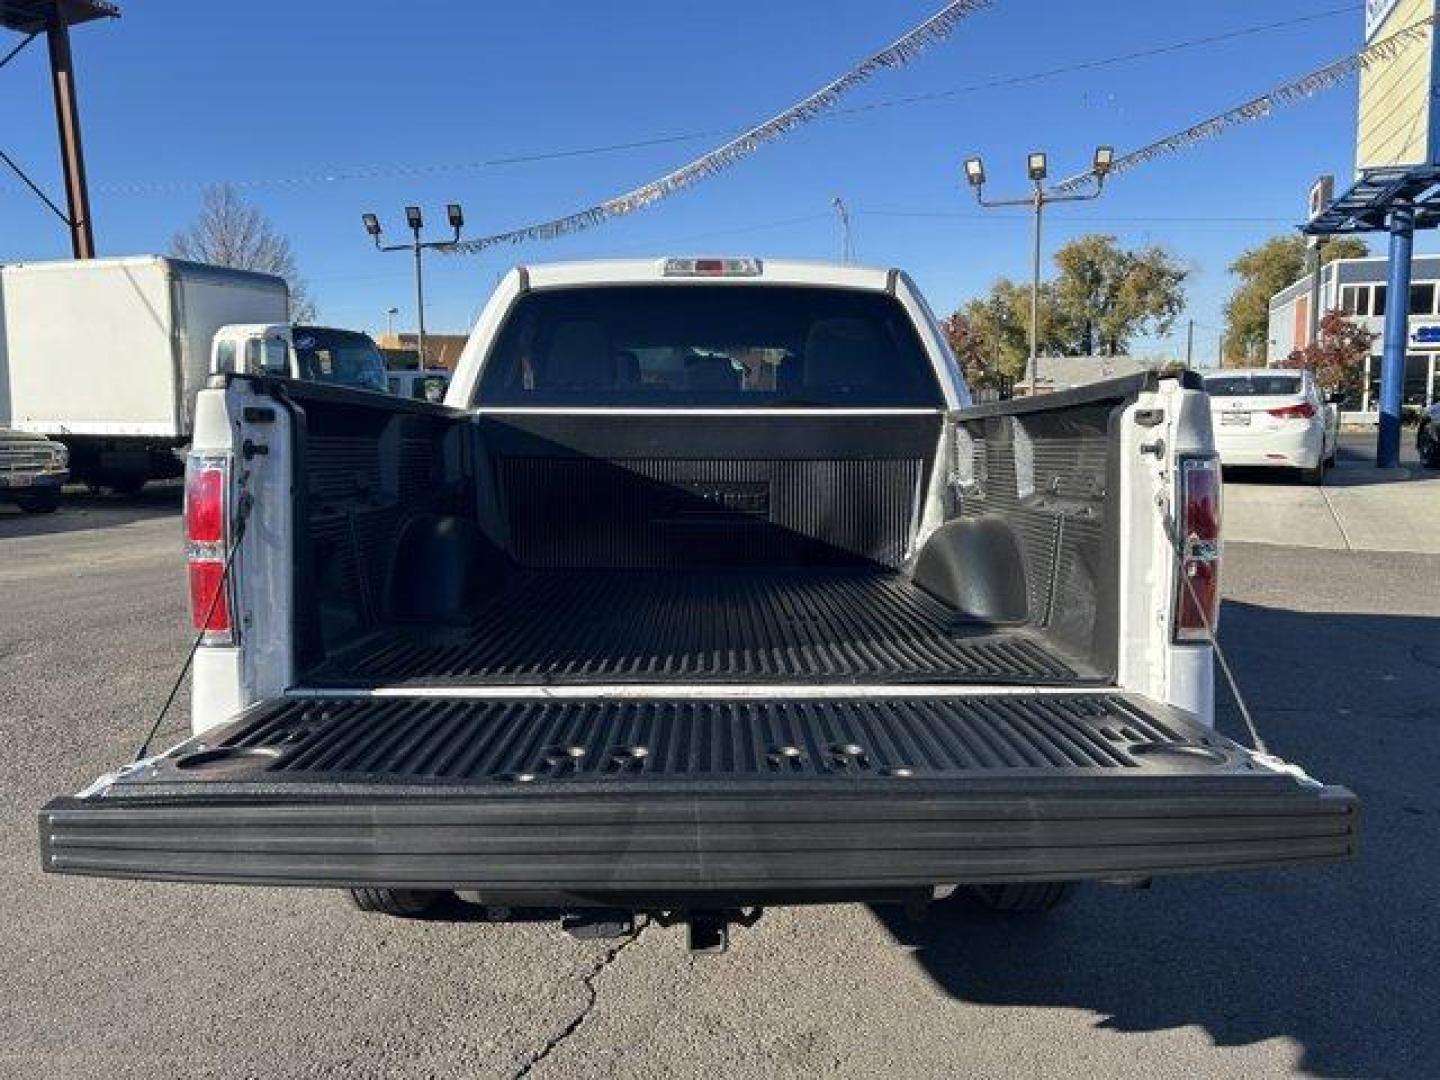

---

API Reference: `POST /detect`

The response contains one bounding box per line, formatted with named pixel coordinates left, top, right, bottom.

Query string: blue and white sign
left=1367, top=0, right=1405, bottom=41
left=1409, top=324, right=1440, bottom=348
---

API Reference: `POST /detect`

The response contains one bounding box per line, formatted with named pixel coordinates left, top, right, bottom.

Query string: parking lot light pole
left=362, top=204, right=465, bottom=368
left=964, top=147, right=1114, bottom=396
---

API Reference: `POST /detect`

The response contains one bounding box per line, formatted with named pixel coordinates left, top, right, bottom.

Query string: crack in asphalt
left=510, top=919, right=648, bottom=1079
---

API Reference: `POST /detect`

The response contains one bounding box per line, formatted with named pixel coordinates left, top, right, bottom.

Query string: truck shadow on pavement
left=876, top=599, right=1440, bottom=1080
left=0, top=483, right=180, bottom=538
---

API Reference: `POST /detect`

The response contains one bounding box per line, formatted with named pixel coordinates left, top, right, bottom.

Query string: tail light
left=185, top=454, right=233, bottom=644
left=1268, top=401, right=1315, bottom=420
left=1174, top=456, right=1222, bottom=643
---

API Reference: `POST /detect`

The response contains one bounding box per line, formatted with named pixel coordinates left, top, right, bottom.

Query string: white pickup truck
left=40, top=258, right=1356, bottom=947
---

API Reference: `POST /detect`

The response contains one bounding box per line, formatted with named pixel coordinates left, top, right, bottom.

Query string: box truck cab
left=212, top=324, right=388, bottom=395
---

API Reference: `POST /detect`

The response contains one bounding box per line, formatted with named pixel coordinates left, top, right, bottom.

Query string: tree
left=941, top=235, right=1188, bottom=388
left=170, top=184, right=317, bottom=321
left=1222, top=234, right=1368, bottom=366
left=941, top=308, right=1010, bottom=390
left=944, top=278, right=1069, bottom=386
left=1284, top=308, right=1374, bottom=399
left=1050, top=235, right=1187, bottom=356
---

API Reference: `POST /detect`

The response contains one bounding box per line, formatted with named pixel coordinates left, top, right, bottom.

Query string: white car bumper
left=1213, top=422, right=1325, bottom=470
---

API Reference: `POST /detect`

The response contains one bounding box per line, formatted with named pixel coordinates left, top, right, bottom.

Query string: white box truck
left=0, top=255, right=289, bottom=491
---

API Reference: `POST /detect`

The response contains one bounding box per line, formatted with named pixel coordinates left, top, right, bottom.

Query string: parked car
left=39, top=258, right=1356, bottom=951
left=1419, top=403, right=1440, bottom=469
left=1201, top=368, right=1340, bottom=484
left=0, top=428, right=68, bottom=513
left=386, top=369, right=450, bottom=403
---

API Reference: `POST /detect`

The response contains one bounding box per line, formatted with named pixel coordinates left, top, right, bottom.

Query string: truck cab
left=0, top=428, right=69, bottom=514
left=212, top=324, right=388, bottom=395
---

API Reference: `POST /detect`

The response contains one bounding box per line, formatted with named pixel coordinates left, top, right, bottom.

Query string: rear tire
left=347, top=888, right=452, bottom=917
left=965, top=881, right=1077, bottom=913
left=16, top=489, right=61, bottom=514
left=1298, top=459, right=1325, bottom=486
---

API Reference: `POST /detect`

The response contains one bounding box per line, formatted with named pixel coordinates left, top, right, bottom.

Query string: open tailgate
left=39, top=692, right=1357, bottom=897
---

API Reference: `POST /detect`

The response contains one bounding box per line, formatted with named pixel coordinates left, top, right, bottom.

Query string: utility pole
left=831, top=196, right=853, bottom=263
left=362, top=205, right=465, bottom=369
left=45, top=10, right=94, bottom=258
left=1, top=2, right=117, bottom=258
left=964, top=147, right=1115, bottom=396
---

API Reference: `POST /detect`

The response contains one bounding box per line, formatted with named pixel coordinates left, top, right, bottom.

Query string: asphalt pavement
left=2, top=478, right=1437, bottom=1079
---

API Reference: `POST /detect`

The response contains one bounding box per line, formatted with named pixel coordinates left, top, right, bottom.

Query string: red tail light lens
left=185, top=466, right=226, bottom=544
left=184, top=455, right=232, bottom=641
left=1268, top=401, right=1315, bottom=420
left=188, top=559, right=231, bottom=633
left=1174, top=456, right=1222, bottom=643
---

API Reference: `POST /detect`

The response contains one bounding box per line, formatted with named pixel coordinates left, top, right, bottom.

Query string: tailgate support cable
left=1155, top=491, right=1269, bottom=755
left=131, top=471, right=255, bottom=763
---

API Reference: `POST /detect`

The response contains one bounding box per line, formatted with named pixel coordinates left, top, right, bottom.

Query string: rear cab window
left=474, top=285, right=944, bottom=408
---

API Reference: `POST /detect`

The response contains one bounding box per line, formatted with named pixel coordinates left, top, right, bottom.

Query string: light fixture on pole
left=962, top=146, right=1114, bottom=397
left=362, top=204, right=466, bottom=369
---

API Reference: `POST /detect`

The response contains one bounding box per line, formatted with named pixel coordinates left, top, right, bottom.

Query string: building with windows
left=374, top=331, right=468, bottom=371
left=1268, top=255, right=1440, bottom=415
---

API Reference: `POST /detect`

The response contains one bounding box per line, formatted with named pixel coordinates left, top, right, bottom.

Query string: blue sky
left=0, top=0, right=1418, bottom=363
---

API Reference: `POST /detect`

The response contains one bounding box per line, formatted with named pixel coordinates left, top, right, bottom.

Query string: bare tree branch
left=170, top=184, right=317, bottom=322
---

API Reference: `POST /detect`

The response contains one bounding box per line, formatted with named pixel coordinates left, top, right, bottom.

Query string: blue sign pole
left=1378, top=206, right=1414, bottom=467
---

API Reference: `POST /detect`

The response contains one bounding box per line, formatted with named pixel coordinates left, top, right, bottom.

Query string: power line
left=87, top=4, right=1359, bottom=200
left=1052, top=8, right=1436, bottom=193
left=450, top=0, right=993, bottom=253
left=830, top=3, right=1361, bottom=119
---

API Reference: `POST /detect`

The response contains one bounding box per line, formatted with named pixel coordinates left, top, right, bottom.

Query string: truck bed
left=309, top=568, right=1092, bottom=687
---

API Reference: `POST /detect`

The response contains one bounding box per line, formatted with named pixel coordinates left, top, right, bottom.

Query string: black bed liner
left=311, top=569, right=1090, bottom=686
left=40, top=692, right=1357, bottom=895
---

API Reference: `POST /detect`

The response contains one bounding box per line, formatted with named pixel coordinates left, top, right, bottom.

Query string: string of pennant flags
left=448, top=5, right=1440, bottom=254
left=23, top=5, right=1423, bottom=243
left=443, top=0, right=992, bottom=255
left=75, top=6, right=1352, bottom=200
left=1049, top=11, right=1440, bottom=194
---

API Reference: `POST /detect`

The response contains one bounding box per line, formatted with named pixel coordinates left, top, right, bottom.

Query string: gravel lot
left=2, top=473, right=1437, bottom=1080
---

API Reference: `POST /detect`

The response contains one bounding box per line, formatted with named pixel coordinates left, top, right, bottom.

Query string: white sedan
left=1201, top=368, right=1340, bottom=484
